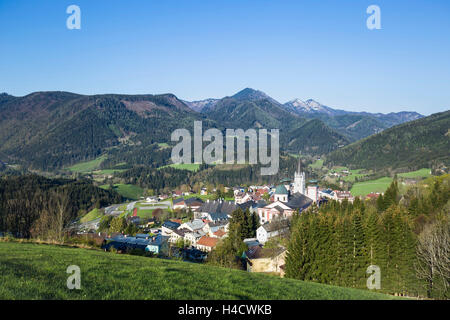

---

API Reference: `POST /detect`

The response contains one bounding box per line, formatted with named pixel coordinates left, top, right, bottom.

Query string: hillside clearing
left=68, top=155, right=107, bottom=173
left=351, top=177, right=393, bottom=197
left=100, top=184, right=144, bottom=200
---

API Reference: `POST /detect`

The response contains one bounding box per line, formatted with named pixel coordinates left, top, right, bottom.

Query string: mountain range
left=0, top=88, right=445, bottom=173
left=184, top=88, right=423, bottom=141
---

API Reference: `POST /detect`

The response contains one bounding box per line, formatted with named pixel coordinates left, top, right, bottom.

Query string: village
left=74, top=159, right=383, bottom=277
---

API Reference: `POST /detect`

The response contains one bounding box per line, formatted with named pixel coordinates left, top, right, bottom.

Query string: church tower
left=293, top=157, right=306, bottom=195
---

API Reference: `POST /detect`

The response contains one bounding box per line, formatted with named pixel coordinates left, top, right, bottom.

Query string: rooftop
left=274, top=185, right=288, bottom=195
left=196, top=236, right=219, bottom=248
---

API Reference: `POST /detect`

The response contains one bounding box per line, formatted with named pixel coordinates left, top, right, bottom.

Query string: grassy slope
left=159, top=163, right=201, bottom=172
left=398, top=168, right=432, bottom=179
left=80, top=208, right=103, bottom=223
left=351, top=177, right=393, bottom=197
left=0, top=242, right=396, bottom=300
left=68, top=155, right=107, bottom=173
left=100, top=184, right=144, bottom=200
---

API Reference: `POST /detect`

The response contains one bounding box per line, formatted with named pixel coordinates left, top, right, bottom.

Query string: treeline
left=116, top=166, right=194, bottom=192
left=285, top=175, right=450, bottom=299
left=115, top=155, right=306, bottom=192
left=207, top=208, right=260, bottom=269
left=0, top=175, right=122, bottom=238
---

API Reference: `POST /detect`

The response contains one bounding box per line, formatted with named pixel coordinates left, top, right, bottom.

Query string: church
left=257, top=158, right=318, bottom=224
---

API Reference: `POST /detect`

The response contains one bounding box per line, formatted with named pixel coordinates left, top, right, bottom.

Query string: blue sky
left=0, top=0, right=449, bottom=115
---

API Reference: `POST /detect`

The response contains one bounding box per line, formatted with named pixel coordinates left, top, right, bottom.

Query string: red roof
left=213, top=229, right=226, bottom=238
left=366, top=193, right=381, bottom=199
left=196, top=236, right=219, bottom=248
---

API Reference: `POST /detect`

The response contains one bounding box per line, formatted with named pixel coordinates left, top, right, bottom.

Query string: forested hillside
left=325, top=110, right=450, bottom=171
left=286, top=175, right=450, bottom=299
left=0, top=175, right=122, bottom=238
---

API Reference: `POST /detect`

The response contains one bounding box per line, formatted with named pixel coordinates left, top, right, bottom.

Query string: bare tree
left=31, top=190, right=70, bottom=242
left=416, top=218, right=450, bottom=298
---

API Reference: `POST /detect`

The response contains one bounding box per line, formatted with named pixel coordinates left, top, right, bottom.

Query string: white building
left=293, top=159, right=306, bottom=195
left=256, top=220, right=289, bottom=244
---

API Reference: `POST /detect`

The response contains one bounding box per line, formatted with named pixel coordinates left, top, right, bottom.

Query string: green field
left=159, top=163, right=201, bottom=172
left=398, top=168, right=432, bottom=179
left=0, top=242, right=396, bottom=300
left=80, top=208, right=103, bottom=223
left=351, top=177, right=393, bottom=197
left=68, top=155, right=107, bottom=173
left=309, top=159, right=324, bottom=170
left=100, top=184, right=144, bottom=200
left=341, top=169, right=371, bottom=182
left=93, top=169, right=127, bottom=175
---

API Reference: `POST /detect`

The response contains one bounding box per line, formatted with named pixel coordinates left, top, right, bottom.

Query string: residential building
left=196, top=236, right=219, bottom=252
left=245, top=246, right=287, bottom=277
left=161, top=220, right=181, bottom=236
left=256, top=220, right=289, bottom=244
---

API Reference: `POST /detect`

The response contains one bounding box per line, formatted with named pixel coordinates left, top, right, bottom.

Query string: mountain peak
left=231, top=88, right=273, bottom=101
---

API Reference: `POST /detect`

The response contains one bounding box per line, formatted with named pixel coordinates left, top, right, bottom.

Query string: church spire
left=297, top=156, right=301, bottom=174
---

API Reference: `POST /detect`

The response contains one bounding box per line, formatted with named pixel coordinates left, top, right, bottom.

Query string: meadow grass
left=398, top=168, right=432, bottom=179
left=80, top=208, right=103, bottom=223
left=309, top=159, right=324, bottom=170
left=100, top=184, right=144, bottom=200
left=68, top=155, right=107, bottom=173
left=0, top=242, right=397, bottom=300
left=341, top=169, right=370, bottom=182
left=351, top=177, right=393, bottom=197
left=159, top=163, right=201, bottom=172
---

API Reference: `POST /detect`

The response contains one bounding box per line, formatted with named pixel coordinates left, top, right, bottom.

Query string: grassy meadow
left=68, top=155, right=107, bottom=173
left=100, top=184, right=144, bottom=200
left=0, top=242, right=397, bottom=300
left=350, top=177, right=393, bottom=197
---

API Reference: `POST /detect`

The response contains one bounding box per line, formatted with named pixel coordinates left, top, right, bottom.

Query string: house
left=195, top=200, right=238, bottom=220
left=238, top=200, right=266, bottom=214
left=335, top=190, right=355, bottom=203
left=366, top=192, right=381, bottom=200
left=202, top=220, right=229, bottom=236
left=212, top=229, right=227, bottom=239
left=169, top=228, right=190, bottom=244
left=258, top=192, right=312, bottom=224
left=234, top=192, right=253, bottom=204
left=179, top=219, right=205, bottom=232
left=173, top=197, right=204, bottom=211
left=256, top=220, right=289, bottom=244
left=200, top=188, right=208, bottom=196
left=184, top=230, right=206, bottom=245
left=243, top=238, right=260, bottom=247
left=101, top=234, right=169, bottom=256
left=145, top=196, right=159, bottom=204
left=196, top=236, right=219, bottom=252
left=146, top=234, right=170, bottom=256
left=172, top=190, right=183, bottom=197
left=245, top=246, right=287, bottom=276
left=161, top=221, right=181, bottom=236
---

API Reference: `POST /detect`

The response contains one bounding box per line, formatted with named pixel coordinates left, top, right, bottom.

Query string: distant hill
left=0, top=92, right=202, bottom=171
left=198, top=88, right=350, bottom=154
left=283, top=99, right=423, bottom=141
left=185, top=90, right=424, bottom=142
left=0, top=88, right=430, bottom=172
left=326, top=110, right=450, bottom=171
